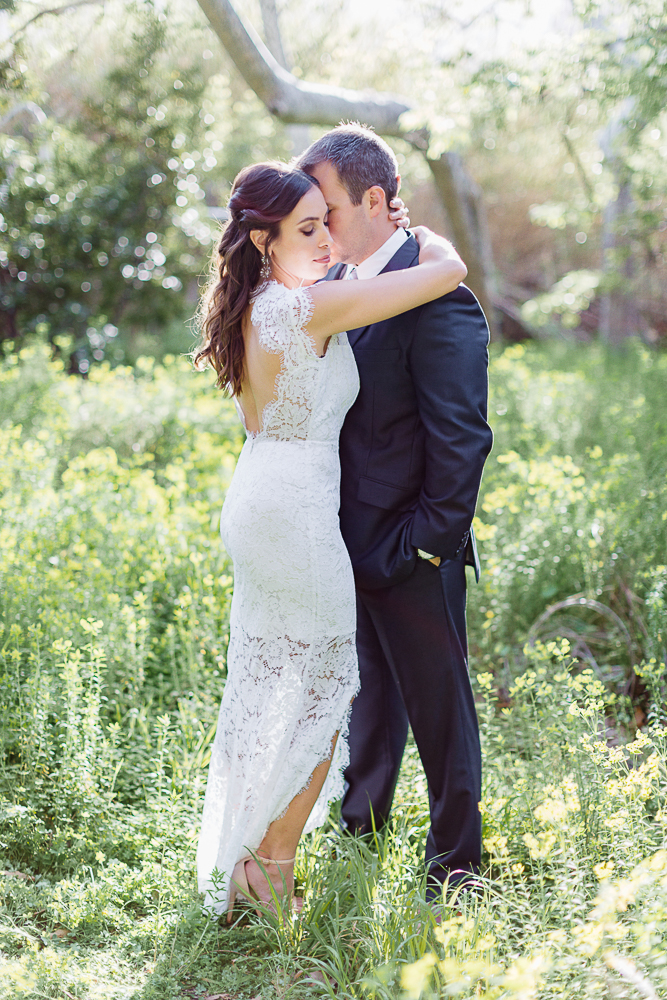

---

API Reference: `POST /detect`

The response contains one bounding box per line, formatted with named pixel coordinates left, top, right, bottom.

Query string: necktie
left=347, top=267, right=358, bottom=280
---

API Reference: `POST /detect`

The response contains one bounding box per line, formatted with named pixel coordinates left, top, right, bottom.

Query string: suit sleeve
left=407, top=284, right=493, bottom=561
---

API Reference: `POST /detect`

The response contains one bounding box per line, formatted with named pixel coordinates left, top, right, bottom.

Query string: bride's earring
left=260, top=252, right=272, bottom=282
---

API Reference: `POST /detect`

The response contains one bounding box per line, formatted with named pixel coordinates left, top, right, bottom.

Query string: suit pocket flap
left=357, top=476, right=415, bottom=511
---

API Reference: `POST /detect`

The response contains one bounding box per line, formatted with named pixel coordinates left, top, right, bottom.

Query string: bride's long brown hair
left=194, top=162, right=319, bottom=394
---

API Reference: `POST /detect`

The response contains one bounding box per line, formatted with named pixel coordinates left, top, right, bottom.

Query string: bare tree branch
left=419, top=0, right=500, bottom=33
left=561, top=132, right=594, bottom=200
left=258, top=0, right=310, bottom=154
left=258, top=0, right=289, bottom=69
left=8, top=0, right=104, bottom=43
left=0, top=101, right=47, bottom=133
left=195, top=0, right=411, bottom=133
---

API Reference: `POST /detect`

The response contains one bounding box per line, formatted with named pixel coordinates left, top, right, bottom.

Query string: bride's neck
left=268, top=263, right=315, bottom=288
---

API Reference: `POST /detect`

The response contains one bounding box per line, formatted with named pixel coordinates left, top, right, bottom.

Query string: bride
left=194, top=160, right=466, bottom=920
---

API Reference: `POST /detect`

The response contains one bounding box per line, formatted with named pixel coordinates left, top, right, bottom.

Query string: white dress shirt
left=345, top=226, right=409, bottom=280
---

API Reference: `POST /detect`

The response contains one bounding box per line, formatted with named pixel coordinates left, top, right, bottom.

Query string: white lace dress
left=197, top=281, right=361, bottom=915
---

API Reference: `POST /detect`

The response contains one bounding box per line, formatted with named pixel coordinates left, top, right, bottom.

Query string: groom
left=298, top=125, right=493, bottom=899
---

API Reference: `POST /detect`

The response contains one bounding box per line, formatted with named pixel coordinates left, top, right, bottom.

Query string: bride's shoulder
left=250, top=281, right=314, bottom=350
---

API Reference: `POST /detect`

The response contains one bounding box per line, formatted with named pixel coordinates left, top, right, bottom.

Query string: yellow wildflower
left=523, top=831, right=557, bottom=860
left=502, top=951, right=551, bottom=999
left=593, top=861, right=615, bottom=880
left=400, top=954, right=437, bottom=999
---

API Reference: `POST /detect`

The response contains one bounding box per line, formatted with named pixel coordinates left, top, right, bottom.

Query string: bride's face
left=266, top=185, right=332, bottom=286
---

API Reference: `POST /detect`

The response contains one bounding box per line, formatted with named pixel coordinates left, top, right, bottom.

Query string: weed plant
left=0, top=339, right=665, bottom=998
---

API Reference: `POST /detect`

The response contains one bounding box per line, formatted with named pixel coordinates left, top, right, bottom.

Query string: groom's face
left=307, top=160, right=371, bottom=266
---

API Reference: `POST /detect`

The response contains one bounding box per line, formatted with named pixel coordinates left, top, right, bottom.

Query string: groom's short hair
left=298, top=124, right=399, bottom=207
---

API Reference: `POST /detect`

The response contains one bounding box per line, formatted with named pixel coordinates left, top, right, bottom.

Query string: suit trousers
left=341, top=552, right=482, bottom=898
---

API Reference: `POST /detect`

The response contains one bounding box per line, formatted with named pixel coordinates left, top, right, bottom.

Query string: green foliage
left=0, top=0, right=302, bottom=371
left=574, top=0, right=667, bottom=128
left=403, top=0, right=667, bottom=337
left=0, top=342, right=242, bottom=882
left=468, top=341, right=667, bottom=687
left=396, top=640, right=667, bottom=1000
left=0, top=9, right=213, bottom=369
left=0, top=341, right=666, bottom=997
left=521, top=269, right=600, bottom=331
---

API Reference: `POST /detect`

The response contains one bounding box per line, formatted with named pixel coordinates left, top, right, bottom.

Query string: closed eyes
left=301, top=222, right=329, bottom=236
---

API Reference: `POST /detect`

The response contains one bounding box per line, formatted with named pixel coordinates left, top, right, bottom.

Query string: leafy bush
left=0, top=10, right=211, bottom=367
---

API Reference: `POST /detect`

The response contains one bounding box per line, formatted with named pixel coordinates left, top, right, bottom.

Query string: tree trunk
left=0, top=268, right=19, bottom=344
left=426, top=152, right=495, bottom=328
left=599, top=167, right=641, bottom=345
left=600, top=147, right=641, bottom=347
left=596, top=82, right=641, bottom=344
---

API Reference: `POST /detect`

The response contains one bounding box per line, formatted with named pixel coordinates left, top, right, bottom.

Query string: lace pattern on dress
left=197, top=627, right=359, bottom=914
left=250, top=282, right=321, bottom=441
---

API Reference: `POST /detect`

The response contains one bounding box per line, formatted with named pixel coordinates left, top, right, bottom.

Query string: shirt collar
left=346, top=226, right=409, bottom=280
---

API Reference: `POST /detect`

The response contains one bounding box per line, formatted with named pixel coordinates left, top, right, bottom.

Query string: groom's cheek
left=328, top=241, right=344, bottom=265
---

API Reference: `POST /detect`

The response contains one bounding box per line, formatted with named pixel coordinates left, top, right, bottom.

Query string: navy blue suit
left=332, top=234, right=493, bottom=895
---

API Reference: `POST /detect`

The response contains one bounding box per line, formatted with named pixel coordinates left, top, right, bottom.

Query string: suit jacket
left=333, top=234, right=493, bottom=591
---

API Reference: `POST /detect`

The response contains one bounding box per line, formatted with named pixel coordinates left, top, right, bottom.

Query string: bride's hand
left=412, top=226, right=465, bottom=275
left=389, top=197, right=410, bottom=228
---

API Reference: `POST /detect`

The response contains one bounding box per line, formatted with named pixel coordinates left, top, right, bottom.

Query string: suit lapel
left=377, top=234, right=419, bottom=274
left=323, top=263, right=346, bottom=281
left=344, top=235, right=420, bottom=347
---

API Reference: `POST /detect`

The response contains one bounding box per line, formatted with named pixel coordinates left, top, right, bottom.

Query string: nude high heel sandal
left=226, top=852, right=255, bottom=924
left=226, top=853, right=298, bottom=924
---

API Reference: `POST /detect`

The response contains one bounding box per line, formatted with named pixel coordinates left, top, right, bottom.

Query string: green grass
left=0, top=339, right=666, bottom=998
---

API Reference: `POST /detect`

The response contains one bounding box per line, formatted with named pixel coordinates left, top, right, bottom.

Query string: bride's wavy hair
left=194, top=162, right=319, bottom=394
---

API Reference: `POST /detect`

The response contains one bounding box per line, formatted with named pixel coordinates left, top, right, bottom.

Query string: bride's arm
left=306, top=228, right=467, bottom=348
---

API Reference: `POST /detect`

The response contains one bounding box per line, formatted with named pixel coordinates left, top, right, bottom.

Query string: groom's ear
left=367, top=185, right=388, bottom=218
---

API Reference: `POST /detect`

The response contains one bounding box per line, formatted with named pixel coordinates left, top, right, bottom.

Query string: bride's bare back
left=237, top=286, right=331, bottom=437
left=237, top=315, right=284, bottom=436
